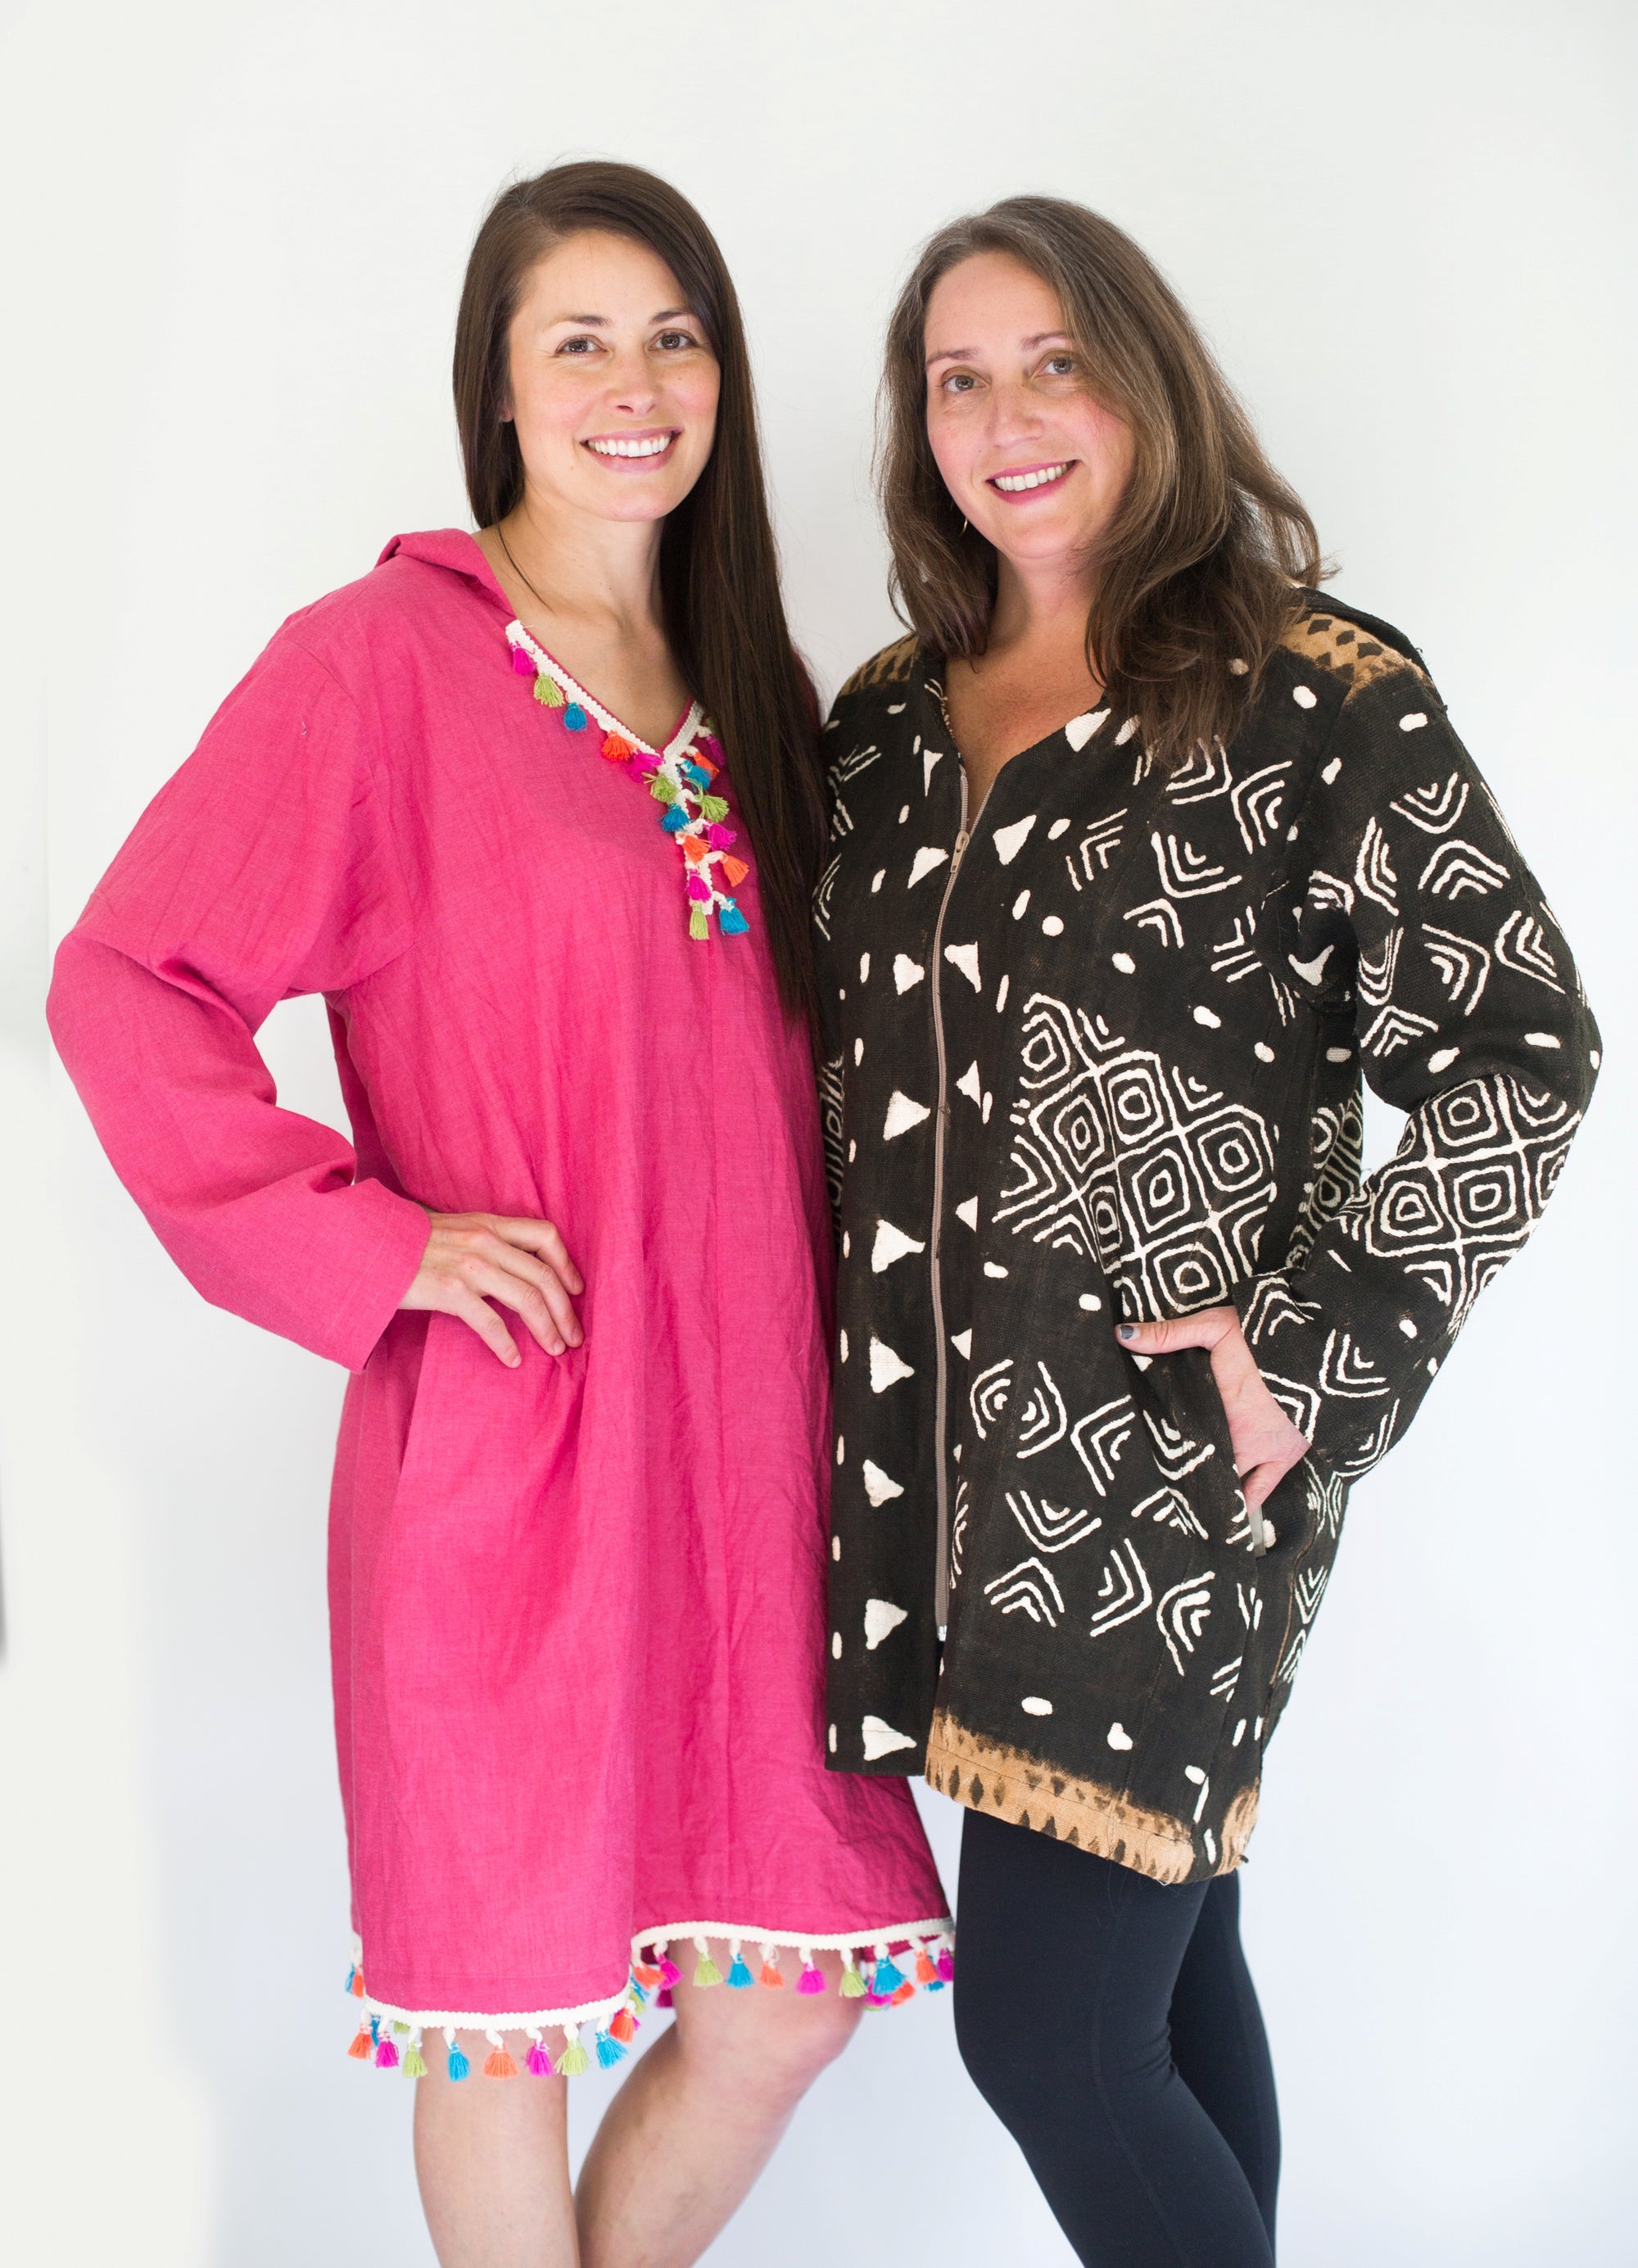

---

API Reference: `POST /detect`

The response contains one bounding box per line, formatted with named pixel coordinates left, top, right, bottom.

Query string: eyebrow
left=925, top=331, right=1071, bottom=367
left=550, top=305, right=695, bottom=328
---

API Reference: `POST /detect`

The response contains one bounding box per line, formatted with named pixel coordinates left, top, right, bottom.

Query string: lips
left=584, top=431, right=678, bottom=462
left=989, top=460, right=1074, bottom=494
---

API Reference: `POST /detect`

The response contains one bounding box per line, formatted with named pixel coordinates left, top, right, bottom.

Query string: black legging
left=955, top=1809, right=1280, bottom=2266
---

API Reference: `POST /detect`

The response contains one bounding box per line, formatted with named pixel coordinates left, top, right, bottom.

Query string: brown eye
left=655, top=330, right=695, bottom=351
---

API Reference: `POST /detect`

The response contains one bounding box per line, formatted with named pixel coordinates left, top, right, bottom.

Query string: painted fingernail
left=1117, top=1324, right=1138, bottom=1342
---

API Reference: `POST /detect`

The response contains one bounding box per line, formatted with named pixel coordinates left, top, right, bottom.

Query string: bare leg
left=577, top=1944, right=863, bottom=2268
left=414, top=2030, right=579, bottom=2268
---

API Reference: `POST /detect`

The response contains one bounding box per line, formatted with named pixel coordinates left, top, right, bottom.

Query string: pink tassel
left=511, top=645, right=536, bottom=676
left=526, top=2042, right=552, bottom=2076
left=658, top=1955, right=682, bottom=1989
left=798, top=1962, right=826, bottom=1994
left=706, top=823, right=736, bottom=849
left=624, top=756, right=652, bottom=785
left=655, top=1987, right=674, bottom=2008
left=686, top=874, right=713, bottom=902
left=936, top=1948, right=955, bottom=1984
left=374, top=2038, right=400, bottom=2068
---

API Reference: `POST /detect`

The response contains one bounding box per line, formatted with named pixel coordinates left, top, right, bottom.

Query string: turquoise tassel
left=369, top=2013, right=381, bottom=2045
left=726, top=1954, right=754, bottom=1990
left=344, top=1964, right=356, bottom=1994
left=873, top=1953, right=907, bottom=1995
left=563, top=703, right=588, bottom=731
left=595, top=2030, right=627, bottom=2068
left=719, top=902, right=749, bottom=935
left=447, top=2043, right=470, bottom=2081
left=661, top=804, right=690, bottom=834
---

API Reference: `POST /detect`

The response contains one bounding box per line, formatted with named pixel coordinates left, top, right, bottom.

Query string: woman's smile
left=584, top=427, right=680, bottom=464
left=990, top=458, right=1075, bottom=496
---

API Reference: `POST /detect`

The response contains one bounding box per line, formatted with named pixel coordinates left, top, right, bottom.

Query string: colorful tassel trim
left=505, top=622, right=749, bottom=943
left=346, top=1924, right=952, bottom=2079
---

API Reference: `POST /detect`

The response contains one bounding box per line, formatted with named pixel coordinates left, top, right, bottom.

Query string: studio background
left=1, top=3, right=1631, bottom=2261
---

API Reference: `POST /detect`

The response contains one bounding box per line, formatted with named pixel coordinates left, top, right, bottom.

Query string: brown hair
left=879, top=196, right=1326, bottom=764
left=454, top=161, right=826, bottom=1021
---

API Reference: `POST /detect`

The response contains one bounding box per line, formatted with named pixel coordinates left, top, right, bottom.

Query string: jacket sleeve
left=48, top=631, right=432, bottom=1370
left=1233, top=654, right=1600, bottom=1477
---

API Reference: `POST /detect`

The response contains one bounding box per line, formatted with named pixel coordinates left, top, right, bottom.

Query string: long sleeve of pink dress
left=49, top=530, right=949, bottom=2068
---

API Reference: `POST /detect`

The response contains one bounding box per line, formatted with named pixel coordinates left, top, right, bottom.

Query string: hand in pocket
left=1115, top=1308, right=1307, bottom=1513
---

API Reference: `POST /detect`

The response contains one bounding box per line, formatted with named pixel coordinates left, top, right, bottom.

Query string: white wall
left=1, top=3, right=1632, bottom=2261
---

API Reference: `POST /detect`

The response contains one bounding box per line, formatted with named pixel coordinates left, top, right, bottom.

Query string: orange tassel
left=722, top=855, right=749, bottom=887
left=695, top=754, right=718, bottom=781
left=601, top=733, right=633, bottom=762
left=609, top=2007, right=636, bottom=2044
left=889, top=1981, right=915, bottom=2006
left=915, top=1949, right=938, bottom=1985
left=484, top=2047, right=518, bottom=2079
left=633, top=1962, right=663, bottom=1991
left=758, top=1960, right=785, bottom=1990
left=351, top=1969, right=365, bottom=1998
left=681, top=833, right=707, bottom=863
left=347, top=2025, right=373, bottom=2060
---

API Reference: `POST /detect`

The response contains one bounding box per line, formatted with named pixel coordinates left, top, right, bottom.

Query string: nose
left=984, top=376, right=1048, bottom=450
left=605, top=342, right=660, bottom=419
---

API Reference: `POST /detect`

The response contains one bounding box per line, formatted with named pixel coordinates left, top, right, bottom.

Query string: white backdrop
left=1, top=4, right=1632, bottom=2263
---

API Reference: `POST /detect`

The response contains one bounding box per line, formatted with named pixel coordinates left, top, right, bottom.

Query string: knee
left=679, top=1976, right=863, bottom=2107
left=953, top=1980, right=1042, bottom=2135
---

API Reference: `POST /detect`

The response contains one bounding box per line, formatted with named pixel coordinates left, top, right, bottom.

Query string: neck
left=496, top=480, right=667, bottom=639
left=988, top=548, right=1100, bottom=652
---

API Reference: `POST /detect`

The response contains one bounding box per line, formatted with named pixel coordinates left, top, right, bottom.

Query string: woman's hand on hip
left=1115, top=1308, right=1308, bottom=1514
left=400, top=1212, right=584, bottom=1366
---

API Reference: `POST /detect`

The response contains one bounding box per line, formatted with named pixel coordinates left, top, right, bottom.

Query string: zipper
left=930, top=772, right=971, bottom=1636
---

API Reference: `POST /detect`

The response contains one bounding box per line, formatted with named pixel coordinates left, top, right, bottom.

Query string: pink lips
left=582, top=429, right=681, bottom=469
left=986, top=459, right=1075, bottom=499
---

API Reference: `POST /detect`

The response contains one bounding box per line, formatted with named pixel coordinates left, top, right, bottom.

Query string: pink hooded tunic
left=48, top=530, right=949, bottom=2063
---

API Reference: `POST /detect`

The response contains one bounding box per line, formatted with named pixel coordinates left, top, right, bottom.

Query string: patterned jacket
left=816, top=595, right=1598, bottom=1882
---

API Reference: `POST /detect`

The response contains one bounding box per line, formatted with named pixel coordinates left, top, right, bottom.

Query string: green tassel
left=650, top=775, right=677, bottom=804
left=699, top=794, right=729, bottom=822
left=556, top=2035, right=590, bottom=2076
left=533, top=672, right=565, bottom=708
left=392, top=2021, right=411, bottom=2035
left=403, top=2046, right=427, bottom=2078
left=689, top=906, right=709, bottom=941
left=839, top=1964, right=867, bottom=1999
left=693, top=1952, right=722, bottom=1987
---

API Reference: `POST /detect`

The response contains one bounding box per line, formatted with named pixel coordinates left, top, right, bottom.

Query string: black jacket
left=816, top=597, right=1598, bottom=1881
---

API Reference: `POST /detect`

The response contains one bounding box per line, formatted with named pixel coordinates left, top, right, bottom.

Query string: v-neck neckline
left=922, top=651, right=1114, bottom=826
left=506, top=619, right=704, bottom=765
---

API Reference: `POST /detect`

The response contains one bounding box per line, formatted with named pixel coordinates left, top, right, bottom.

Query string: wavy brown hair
left=879, top=196, right=1326, bottom=764
left=455, top=161, right=826, bottom=1021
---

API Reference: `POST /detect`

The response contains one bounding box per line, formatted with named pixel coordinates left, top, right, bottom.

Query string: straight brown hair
left=454, top=161, right=826, bottom=1021
left=879, top=196, right=1326, bottom=765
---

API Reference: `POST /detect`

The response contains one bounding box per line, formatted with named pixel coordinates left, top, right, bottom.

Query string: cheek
left=925, top=405, right=976, bottom=496
left=671, top=363, right=721, bottom=434
left=1078, top=400, right=1134, bottom=476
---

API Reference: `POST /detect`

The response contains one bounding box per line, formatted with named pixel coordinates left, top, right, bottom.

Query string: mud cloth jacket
left=817, top=597, right=1599, bottom=1883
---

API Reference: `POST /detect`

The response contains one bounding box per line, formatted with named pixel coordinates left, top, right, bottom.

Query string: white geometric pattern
left=995, top=994, right=1276, bottom=1313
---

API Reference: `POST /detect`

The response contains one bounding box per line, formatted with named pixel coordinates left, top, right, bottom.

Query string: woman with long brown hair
left=818, top=196, right=1596, bottom=2263
left=48, top=161, right=948, bottom=2267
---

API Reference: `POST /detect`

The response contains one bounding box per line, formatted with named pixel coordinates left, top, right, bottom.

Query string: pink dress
left=48, top=529, right=949, bottom=2074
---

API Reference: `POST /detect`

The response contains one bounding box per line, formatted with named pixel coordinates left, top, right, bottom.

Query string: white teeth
left=587, top=435, right=672, bottom=458
left=993, top=463, right=1069, bottom=492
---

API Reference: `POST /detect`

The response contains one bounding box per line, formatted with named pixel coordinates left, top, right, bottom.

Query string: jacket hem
left=925, top=1713, right=1256, bottom=1884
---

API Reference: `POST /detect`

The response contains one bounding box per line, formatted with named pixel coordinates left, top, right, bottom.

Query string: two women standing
left=50, top=161, right=1595, bottom=2267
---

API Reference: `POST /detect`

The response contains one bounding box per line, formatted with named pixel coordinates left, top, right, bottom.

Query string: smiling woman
left=818, top=192, right=1599, bottom=2268
left=45, top=161, right=949, bottom=2268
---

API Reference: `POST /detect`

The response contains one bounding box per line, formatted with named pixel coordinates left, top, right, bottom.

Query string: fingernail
left=1117, top=1324, right=1137, bottom=1342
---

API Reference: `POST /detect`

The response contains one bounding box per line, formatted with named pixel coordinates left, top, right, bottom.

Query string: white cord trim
left=349, top=1913, right=953, bottom=2035
left=505, top=619, right=704, bottom=764
left=637, top=1916, right=952, bottom=1955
